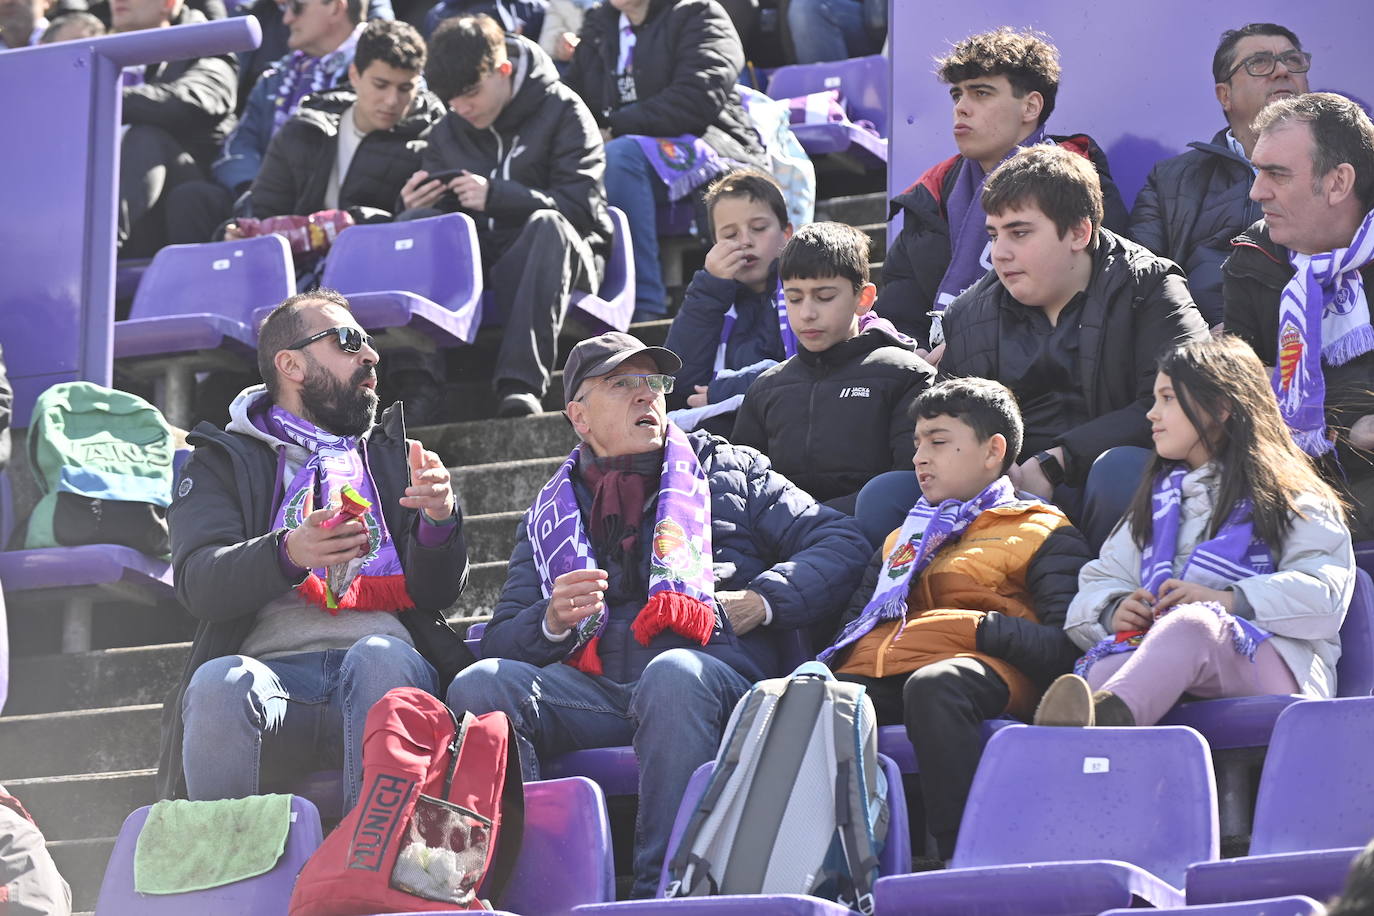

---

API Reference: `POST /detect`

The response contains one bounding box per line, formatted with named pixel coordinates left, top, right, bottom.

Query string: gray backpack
left=664, top=661, right=888, bottom=913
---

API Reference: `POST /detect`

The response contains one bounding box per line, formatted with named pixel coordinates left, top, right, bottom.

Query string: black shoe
left=497, top=392, right=542, bottom=418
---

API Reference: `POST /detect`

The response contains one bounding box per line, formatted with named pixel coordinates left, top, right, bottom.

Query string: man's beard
left=300, top=362, right=378, bottom=436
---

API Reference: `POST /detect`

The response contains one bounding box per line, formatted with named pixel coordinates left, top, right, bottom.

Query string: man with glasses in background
left=1130, top=23, right=1311, bottom=326
left=446, top=331, right=871, bottom=897
left=155, top=290, right=474, bottom=812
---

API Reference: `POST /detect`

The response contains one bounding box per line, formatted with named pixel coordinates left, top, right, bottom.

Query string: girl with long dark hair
left=1035, top=335, right=1355, bottom=727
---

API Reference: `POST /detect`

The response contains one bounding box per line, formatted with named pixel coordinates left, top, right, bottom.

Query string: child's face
left=783, top=275, right=876, bottom=352
left=710, top=195, right=792, bottom=292
left=913, top=414, right=1006, bottom=503
left=985, top=203, right=1092, bottom=310
left=1147, top=371, right=1218, bottom=469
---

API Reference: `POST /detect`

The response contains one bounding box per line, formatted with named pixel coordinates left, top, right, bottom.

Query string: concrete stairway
left=0, top=192, right=888, bottom=912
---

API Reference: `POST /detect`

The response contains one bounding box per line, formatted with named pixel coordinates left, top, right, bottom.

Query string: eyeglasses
left=282, top=0, right=331, bottom=16
left=577, top=373, right=675, bottom=400
left=1224, top=49, right=1312, bottom=80
left=285, top=326, right=375, bottom=353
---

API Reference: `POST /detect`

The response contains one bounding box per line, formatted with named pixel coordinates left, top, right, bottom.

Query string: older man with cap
left=445, top=331, right=871, bottom=897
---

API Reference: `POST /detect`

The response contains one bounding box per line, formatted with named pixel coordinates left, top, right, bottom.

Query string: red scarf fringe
left=631, top=591, right=715, bottom=647
left=567, top=635, right=605, bottom=676
left=297, top=573, right=415, bottom=615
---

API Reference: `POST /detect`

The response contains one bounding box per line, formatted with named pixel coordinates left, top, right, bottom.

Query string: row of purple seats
left=1102, top=897, right=1328, bottom=915
left=766, top=54, right=888, bottom=168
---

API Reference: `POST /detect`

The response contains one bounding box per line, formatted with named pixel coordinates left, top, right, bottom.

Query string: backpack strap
left=831, top=684, right=881, bottom=915
left=477, top=715, right=525, bottom=904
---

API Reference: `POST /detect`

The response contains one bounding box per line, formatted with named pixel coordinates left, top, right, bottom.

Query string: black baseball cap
left=563, top=332, right=682, bottom=405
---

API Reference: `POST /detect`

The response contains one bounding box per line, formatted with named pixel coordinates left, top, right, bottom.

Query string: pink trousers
left=1085, top=603, right=1300, bottom=726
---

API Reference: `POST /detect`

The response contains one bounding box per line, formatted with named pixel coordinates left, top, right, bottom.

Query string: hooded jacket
left=1129, top=128, right=1260, bottom=325
left=874, top=133, right=1130, bottom=349
left=939, top=227, right=1209, bottom=486
left=246, top=87, right=446, bottom=221
left=409, top=34, right=613, bottom=256
left=481, top=431, right=872, bottom=684
left=155, top=389, right=472, bottom=799
left=730, top=321, right=936, bottom=512
left=565, top=0, right=766, bottom=168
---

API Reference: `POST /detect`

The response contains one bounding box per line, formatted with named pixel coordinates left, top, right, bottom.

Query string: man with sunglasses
left=1131, top=23, right=1311, bottom=325
left=446, top=331, right=871, bottom=897
left=155, top=290, right=474, bottom=813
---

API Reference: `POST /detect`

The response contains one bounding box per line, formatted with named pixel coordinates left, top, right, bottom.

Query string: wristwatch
left=1034, top=451, right=1066, bottom=488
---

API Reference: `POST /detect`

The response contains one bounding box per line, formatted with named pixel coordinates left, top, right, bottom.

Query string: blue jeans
left=604, top=136, right=669, bottom=320
left=787, top=0, right=879, bottom=63
left=446, top=648, right=752, bottom=898
left=181, top=634, right=438, bottom=813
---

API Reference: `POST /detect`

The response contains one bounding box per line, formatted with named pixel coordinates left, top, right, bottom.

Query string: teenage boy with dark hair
left=731, top=222, right=936, bottom=514
left=398, top=13, right=613, bottom=418
left=876, top=27, right=1129, bottom=355
left=818, top=377, right=1092, bottom=860
left=939, top=145, right=1207, bottom=546
left=1131, top=23, right=1310, bottom=325
left=664, top=168, right=794, bottom=431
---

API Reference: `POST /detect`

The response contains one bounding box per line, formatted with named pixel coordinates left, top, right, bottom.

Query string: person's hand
left=400, top=440, right=455, bottom=523
left=401, top=169, right=447, bottom=211
left=1111, top=588, right=1157, bottom=633
left=1153, top=578, right=1234, bottom=616
left=546, top=568, right=610, bottom=636
left=284, top=489, right=370, bottom=570
left=450, top=171, right=489, bottom=212
left=924, top=342, right=946, bottom=367
left=1351, top=414, right=1374, bottom=450
left=686, top=385, right=709, bottom=408
left=224, top=222, right=245, bottom=241
left=704, top=238, right=748, bottom=281
left=555, top=31, right=578, bottom=60
left=718, top=589, right=767, bottom=636
left=1014, top=455, right=1053, bottom=499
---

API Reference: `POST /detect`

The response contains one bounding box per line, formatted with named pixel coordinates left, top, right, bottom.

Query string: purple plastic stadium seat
left=874, top=725, right=1218, bottom=915
left=573, top=895, right=855, bottom=914
left=766, top=55, right=888, bottom=165
left=94, top=795, right=323, bottom=915
left=569, top=207, right=636, bottom=333
left=876, top=719, right=1016, bottom=774
left=314, top=212, right=484, bottom=347
left=1103, top=896, right=1329, bottom=915
left=1186, top=696, right=1374, bottom=905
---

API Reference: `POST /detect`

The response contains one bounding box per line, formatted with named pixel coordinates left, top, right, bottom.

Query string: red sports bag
left=289, top=687, right=524, bottom=915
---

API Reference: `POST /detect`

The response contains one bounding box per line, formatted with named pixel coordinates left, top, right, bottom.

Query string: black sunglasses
left=285, top=326, right=375, bottom=353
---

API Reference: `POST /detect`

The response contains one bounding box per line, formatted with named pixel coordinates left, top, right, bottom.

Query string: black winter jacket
left=1224, top=220, right=1374, bottom=537
left=940, top=228, right=1209, bottom=486
left=246, top=88, right=446, bottom=221
left=481, top=431, right=872, bottom=684
left=121, top=6, right=238, bottom=167
left=565, top=0, right=766, bottom=168
left=155, top=403, right=472, bottom=799
left=875, top=133, right=1130, bottom=349
left=1129, top=129, right=1260, bottom=325
left=831, top=511, right=1092, bottom=689
left=408, top=34, right=612, bottom=256
left=730, top=324, right=936, bottom=513
left=664, top=267, right=787, bottom=410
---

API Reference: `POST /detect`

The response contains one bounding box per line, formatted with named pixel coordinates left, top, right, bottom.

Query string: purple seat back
left=1102, top=895, right=1328, bottom=915
left=1250, top=696, right=1374, bottom=855
left=128, top=235, right=293, bottom=327
left=500, top=776, right=616, bottom=914
left=570, top=206, right=636, bottom=333
left=321, top=213, right=481, bottom=316
left=954, top=725, right=1218, bottom=888
left=766, top=54, right=888, bottom=136
left=94, top=795, right=323, bottom=915
left=573, top=895, right=856, bottom=914
left=1336, top=569, right=1374, bottom=697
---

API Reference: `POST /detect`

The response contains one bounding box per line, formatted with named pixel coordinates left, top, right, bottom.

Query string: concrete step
left=859, top=222, right=888, bottom=261
left=464, top=510, right=523, bottom=565
left=0, top=704, right=161, bottom=780
left=5, top=643, right=190, bottom=715
left=450, top=455, right=565, bottom=517
left=48, top=836, right=111, bottom=914
left=815, top=191, right=888, bottom=226
left=8, top=769, right=154, bottom=842
left=416, top=414, right=578, bottom=469
left=452, top=559, right=508, bottom=621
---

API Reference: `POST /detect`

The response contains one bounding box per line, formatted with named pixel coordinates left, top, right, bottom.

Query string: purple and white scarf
left=1272, top=208, right=1374, bottom=456
left=628, top=134, right=733, bottom=202
left=615, top=12, right=638, bottom=104
left=819, top=476, right=1018, bottom=666
left=267, top=407, right=411, bottom=612
left=270, top=23, right=363, bottom=132
left=715, top=277, right=796, bottom=374
left=1075, top=465, right=1275, bottom=676
left=527, top=422, right=715, bottom=674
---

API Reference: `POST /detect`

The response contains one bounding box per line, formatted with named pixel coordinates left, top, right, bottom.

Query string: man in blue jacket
left=446, top=331, right=871, bottom=898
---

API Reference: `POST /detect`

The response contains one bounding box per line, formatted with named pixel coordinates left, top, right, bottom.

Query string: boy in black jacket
left=665, top=168, right=793, bottom=433
left=732, top=222, right=936, bottom=514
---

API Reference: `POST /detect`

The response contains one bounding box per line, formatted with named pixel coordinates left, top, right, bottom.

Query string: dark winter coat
left=121, top=5, right=238, bottom=168
left=565, top=0, right=766, bottom=168
left=246, top=87, right=446, bottom=220
left=408, top=34, right=612, bottom=256
left=875, top=133, right=1130, bottom=349
left=481, top=431, right=872, bottom=684
left=154, top=403, right=472, bottom=799
left=940, top=227, right=1209, bottom=486
left=1129, top=128, right=1260, bottom=325
left=731, top=323, right=936, bottom=513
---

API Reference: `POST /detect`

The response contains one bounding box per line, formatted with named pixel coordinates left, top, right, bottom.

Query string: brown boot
left=1092, top=691, right=1136, bottom=727
left=1033, top=674, right=1094, bottom=727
